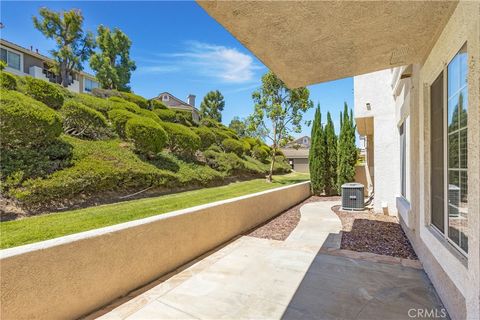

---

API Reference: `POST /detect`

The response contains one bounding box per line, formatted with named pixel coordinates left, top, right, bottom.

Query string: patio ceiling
left=197, top=1, right=457, bottom=88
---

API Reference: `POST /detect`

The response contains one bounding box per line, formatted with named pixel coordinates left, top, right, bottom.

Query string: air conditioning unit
left=341, top=183, right=365, bottom=211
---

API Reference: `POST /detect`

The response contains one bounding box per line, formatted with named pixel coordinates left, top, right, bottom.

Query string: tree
left=229, top=116, right=247, bottom=137
left=33, top=8, right=95, bottom=88
left=337, top=102, right=357, bottom=190
left=200, top=90, right=225, bottom=122
left=248, top=71, right=311, bottom=182
left=309, top=104, right=325, bottom=195
left=89, top=25, right=136, bottom=92
left=324, top=112, right=338, bottom=195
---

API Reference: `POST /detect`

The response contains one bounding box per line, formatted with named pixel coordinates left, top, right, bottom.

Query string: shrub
left=210, top=127, right=237, bottom=145
left=240, top=138, right=252, bottom=153
left=91, top=87, right=122, bottom=99
left=174, top=110, right=194, bottom=126
left=222, top=138, right=244, bottom=156
left=154, top=108, right=176, bottom=122
left=108, top=109, right=138, bottom=138
left=135, top=108, right=162, bottom=123
left=73, top=93, right=114, bottom=116
left=192, top=126, right=216, bottom=150
left=160, top=122, right=201, bottom=157
left=203, top=150, right=245, bottom=175
left=23, top=76, right=64, bottom=109
left=119, top=91, right=148, bottom=109
left=206, top=145, right=222, bottom=153
left=0, top=71, right=17, bottom=90
left=149, top=99, right=167, bottom=110
left=126, top=117, right=167, bottom=155
left=0, top=90, right=62, bottom=148
left=61, top=100, right=110, bottom=139
left=252, top=145, right=269, bottom=162
left=108, top=96, right=141, bottom=113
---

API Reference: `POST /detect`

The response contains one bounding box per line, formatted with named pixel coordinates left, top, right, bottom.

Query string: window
left=430, top=43, right=468, bottom=254
left=162, top=95, right=169, bottom=102
left=84, top=78, right=99, bottom=92
left=399, top=122, right=406, bottom=198
left=1, top=48, right=21, bottom=71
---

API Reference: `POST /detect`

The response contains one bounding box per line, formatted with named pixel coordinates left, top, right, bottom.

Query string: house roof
left=154, top=92, right=200, bottom=112
left=0, top=38, right=97, bottom=79
left=197, top=1, right=457, bottom=88
left=280, top=148, right=309, bottom=159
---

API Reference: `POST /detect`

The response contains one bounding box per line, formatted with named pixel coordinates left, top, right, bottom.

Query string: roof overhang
left=197, top=1, right=457, bottom=88
left=355, top=116, right=374, bottom=136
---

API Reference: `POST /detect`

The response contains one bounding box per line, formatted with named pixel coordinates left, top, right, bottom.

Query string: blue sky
left=0, top=1, right=353, bottom=137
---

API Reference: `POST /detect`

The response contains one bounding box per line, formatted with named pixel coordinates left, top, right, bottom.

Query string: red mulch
left=247, top=196, right=340, bottom=241
left=332, top=205, right=418, bottom=260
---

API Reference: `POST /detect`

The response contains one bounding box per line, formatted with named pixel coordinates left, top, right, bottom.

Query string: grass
left=0, top=172, right=309, bottom=249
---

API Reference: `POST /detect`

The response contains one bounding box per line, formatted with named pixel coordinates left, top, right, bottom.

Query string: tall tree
left=248, top=71, right=311, bottom=182
left=337, top=102, right=357, bottom=190
left=33, top=8, right=95, bottom=87
left=228, top=116, right=247, bottom=138
left=90, top=25, right=136, bottom=91
left=200, top=90, right=225, bottom=122
left=324, top=112, right=338, bottom=195
left=309, top=104, right=325, bottom=194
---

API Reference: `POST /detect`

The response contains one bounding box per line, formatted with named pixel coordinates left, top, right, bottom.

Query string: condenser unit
left=341, top=183, right=365, bottom=211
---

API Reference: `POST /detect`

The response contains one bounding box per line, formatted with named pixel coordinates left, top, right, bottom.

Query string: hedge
left=119, top=91, right=148, bottom=109
left=62, top=100, right=110, bottom=139
left=192, top=126, right=216, bottom=150
left=108, top=96, right=141, bottom=113
left=108, top=108, right=138, bottom=138
left=154, top=108, right=176, bottom=122
left=203, top=150, right=245, bottom=175
left=252, top=145, right=270, bottom=162
left=0, top=71, right=17, bottom=90
left=160, top=122, right=201, bottom=157
left=22, top=76, right=64, bottom=109
left=135, top=108, right=162, bottom=123
left=149, top=99, right=167, bottom=110
left=174, top=110, right=194, bottom=126
left=222, top=138, right=244, bottom=156
left=73, top=93, right=115, bottom=116
left=0, top=90, right=62, bottom=148
left=126, top=117, right=167, bottom=155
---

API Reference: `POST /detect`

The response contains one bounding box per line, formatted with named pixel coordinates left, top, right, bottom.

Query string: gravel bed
left=332, top=205, right=418, bottom=260
left=247, top=196, right=340, bottom=241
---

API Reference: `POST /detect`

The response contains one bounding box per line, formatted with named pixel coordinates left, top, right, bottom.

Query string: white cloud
left=136, top=65, right=180, bottom=74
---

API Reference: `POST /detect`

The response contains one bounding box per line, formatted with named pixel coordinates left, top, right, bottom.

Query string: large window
left=1, top=48, right=21, bottom=71
left=430, top=43, right=468, bottom=255
left=84, top=78, right=99, bottom=92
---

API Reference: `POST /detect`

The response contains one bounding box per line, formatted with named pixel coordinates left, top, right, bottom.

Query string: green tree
left=228, top=116, right=247, bottom=137
left=248, top=71, right=311, bottom=182
left=324, top=112, right=337, bottom=195
left=337, top=103, right=357, bottom=190
left=200, top=90, right=225, bottom=122
left=33, top=8, right=95, bottom=88
left=309, top=104, right=325, bottom=194
left=90, top=25, right=136, bottom=91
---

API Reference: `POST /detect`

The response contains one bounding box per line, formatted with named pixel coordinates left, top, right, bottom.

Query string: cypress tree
left=309, top=104, right=325, bottom=195
left=337, top=102, right=357, bottom=190
left=324, top=112, right=337, bottom=195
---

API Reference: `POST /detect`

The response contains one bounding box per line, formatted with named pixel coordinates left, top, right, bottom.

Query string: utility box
left=341, top=183, right=365, bottom=211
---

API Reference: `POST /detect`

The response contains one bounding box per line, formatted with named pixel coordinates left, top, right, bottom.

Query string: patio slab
left=95, top=201, right=446, bottom=320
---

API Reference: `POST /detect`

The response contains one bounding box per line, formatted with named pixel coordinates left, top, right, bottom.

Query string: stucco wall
left=0, top=182, right=311, bottom=320
left=354, top=69, right=399, bottom=214
left=293, top=158, right=309, bottom=173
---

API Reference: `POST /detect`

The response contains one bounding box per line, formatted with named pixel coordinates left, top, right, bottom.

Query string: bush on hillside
left=174, top=110, right=194, bottom=126
left=252, top=145, right=270, bottom=162
left=222, top=138, right=244, bottom=156
left=160, top=122, right=201, bottom=157
left=154, top=108, right=176, bottom=122
left=240, top=138, right=252, bottom=153
left=203, top=150, right=245, bottom=175
left=126, top=117, right=167, bottom=155
left=0, top=71, right=17, bottom=90
left=108, top=109, right=138, bottom=138
left=192, top=126, right=216, bottom=150
left=135, top=108, right=162, bottom=123
left=149, top=99, right=167, bottom=110
left=22, top=76, right=64, bottom=109
left=0, top=90, right=62, bottom=148
left=118, top=91, right=148, bottom=109
left=91, top=87, right=122, bottom=99
left=62, top=100, right=111, bottom=139
left=72, top=93, right=114, bottom=116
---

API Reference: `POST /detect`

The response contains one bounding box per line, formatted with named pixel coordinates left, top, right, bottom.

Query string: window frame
left=0, top=47, right=22, bottom=72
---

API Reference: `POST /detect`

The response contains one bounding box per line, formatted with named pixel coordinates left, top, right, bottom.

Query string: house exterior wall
left=292, top=158, right=309, bottom=173
left=354, top=69, right=399, bottom=214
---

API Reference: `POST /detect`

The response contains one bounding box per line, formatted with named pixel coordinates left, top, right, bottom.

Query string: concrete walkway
left=96, top=201, right=446, bottom=320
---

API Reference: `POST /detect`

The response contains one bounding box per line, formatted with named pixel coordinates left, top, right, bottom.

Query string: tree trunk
left=267, top=148, right=276, bottom=182
left=60, top=62, right=69, bottom=87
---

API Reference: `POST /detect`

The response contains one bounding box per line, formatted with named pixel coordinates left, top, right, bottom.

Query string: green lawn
left=1, top=172, right=309, bottom=249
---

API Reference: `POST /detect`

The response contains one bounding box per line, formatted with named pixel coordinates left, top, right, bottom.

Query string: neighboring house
left=152, top=92, right=200, bottom=123
left=0, top=38, right=99, bottom=94
left=281, top=136, right=311, bottom=173
left=201, top=2, right=479, bottom=319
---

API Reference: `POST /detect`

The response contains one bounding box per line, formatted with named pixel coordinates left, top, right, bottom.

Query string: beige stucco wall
left=412, top=2, right=479, bottom=319
left=0, top=182, right=311, bottom=320
left=293, top=158, right=309, bottom=173
left=354, top=69, right=400, bottom=214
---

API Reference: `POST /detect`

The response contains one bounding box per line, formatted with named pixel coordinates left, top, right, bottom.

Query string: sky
left=0, top=1, right=354, bottom=137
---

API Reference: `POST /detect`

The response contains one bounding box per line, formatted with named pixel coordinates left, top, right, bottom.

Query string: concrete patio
left=93, top=201, right=446, bottom=320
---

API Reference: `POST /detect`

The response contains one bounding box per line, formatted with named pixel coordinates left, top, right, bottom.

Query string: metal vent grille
left=341, top=183, right=365, bottom=211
